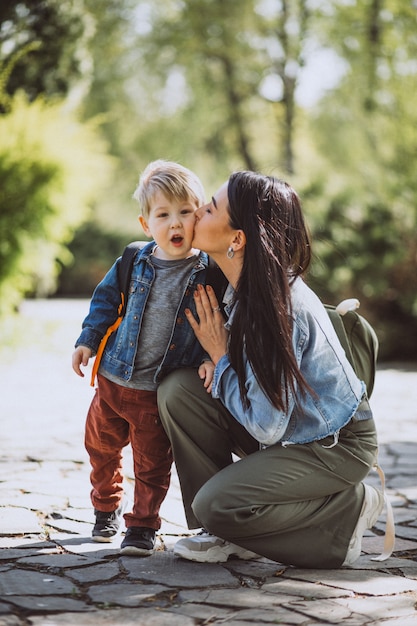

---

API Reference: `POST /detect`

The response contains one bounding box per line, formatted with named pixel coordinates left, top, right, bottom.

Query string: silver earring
left=227, top=246, right=235, bottom=259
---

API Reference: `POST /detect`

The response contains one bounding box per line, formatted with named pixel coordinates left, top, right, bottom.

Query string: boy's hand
left=72, top=346, right=93, bottom=377
left=198, top=360, right=215, bottom=393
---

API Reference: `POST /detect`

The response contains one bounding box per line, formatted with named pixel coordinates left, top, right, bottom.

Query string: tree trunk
left=220, top=55, right=257, bottom=171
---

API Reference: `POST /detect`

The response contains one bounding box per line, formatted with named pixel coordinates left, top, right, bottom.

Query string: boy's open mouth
left=171, top=235, right=184, bottom=245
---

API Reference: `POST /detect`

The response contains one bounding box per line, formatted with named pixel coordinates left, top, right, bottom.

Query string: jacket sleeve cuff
left=74, top=328, right=103, bottom=355
left=211, top=354, right=231, bottom=398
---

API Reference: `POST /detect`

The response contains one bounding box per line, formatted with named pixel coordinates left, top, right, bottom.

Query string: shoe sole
left=120, top=546, right=154, bottom=556
left=91, top=534, right=117, bottom=543
left=174, top=543, right=258, bottom=563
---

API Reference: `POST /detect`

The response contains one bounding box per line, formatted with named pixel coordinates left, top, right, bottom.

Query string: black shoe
left=92, top=502, right=125, bottom=543
left=120, top=527, right=156, bottom=556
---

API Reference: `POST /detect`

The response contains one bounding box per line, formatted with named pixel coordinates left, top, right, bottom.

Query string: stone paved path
left=1, top=299, right=417, bottom=625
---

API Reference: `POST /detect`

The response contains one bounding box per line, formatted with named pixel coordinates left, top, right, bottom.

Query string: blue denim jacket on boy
left=75, top=241, right=209, bottom=384
left=212, top=277, right=370, bottom=447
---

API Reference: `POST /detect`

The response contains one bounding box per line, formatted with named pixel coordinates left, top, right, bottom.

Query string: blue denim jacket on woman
left=75, top=241, right=209, bottom=384
left=212, top=277, right=370, bottom=446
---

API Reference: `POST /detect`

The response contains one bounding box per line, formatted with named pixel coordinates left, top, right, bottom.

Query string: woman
left=157, top=171, right=392, bottom=568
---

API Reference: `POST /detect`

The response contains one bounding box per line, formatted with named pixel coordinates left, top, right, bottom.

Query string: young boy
left=72, top=160, right=215, bottom=556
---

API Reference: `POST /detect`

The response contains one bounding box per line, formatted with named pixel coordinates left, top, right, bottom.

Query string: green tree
left=130, top=0, right=317, bottom=176
left=0, top=93, right=113, bottom=313
left=0, top=0, right=137, bottom=311
left=0, top=0, right=91, bottom=102
left=306, top=0, right=417, bottom=358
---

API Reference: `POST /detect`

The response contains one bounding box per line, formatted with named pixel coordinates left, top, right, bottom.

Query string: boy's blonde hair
left=133, top=160, right=205, bottom=217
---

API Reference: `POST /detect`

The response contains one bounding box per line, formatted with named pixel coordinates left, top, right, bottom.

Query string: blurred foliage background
left=1, top=0, right=416, bottom=360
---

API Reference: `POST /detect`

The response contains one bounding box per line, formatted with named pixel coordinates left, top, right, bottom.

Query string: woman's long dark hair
left=227, top=171, right=312, bottom=412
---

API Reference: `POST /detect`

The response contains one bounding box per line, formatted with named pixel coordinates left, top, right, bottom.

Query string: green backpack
left=325, top=300, right=378, bottom=398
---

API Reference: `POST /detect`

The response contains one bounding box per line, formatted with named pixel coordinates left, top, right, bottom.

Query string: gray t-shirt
left=103, top=252, right=198, bottom=391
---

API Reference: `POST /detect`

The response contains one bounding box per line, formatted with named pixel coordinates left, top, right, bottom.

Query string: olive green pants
left=157, top=368, right=378, bottom=568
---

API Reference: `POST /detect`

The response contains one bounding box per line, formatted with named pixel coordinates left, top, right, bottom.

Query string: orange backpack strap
left=90, top=296, right=125, bottom=387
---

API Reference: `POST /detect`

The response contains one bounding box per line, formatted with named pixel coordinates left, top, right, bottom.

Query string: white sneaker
left=343, top=483, right=384, bottom=566
left=173, top=531, right=259, bottom=563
